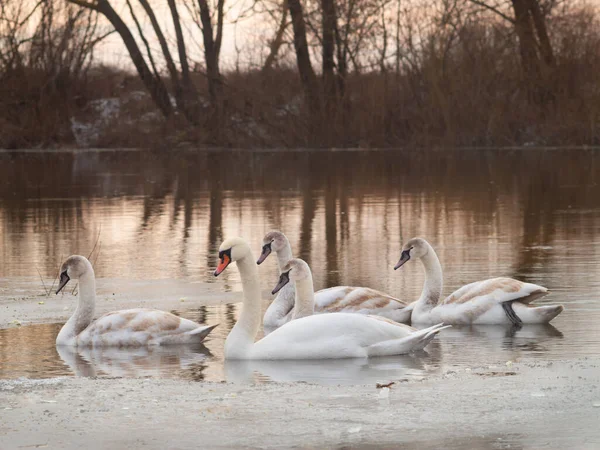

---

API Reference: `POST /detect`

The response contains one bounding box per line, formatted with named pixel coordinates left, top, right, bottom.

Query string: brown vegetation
left=2, top=0, right=600, bottom=149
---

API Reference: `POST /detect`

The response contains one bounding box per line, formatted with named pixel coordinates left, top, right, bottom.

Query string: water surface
left=0, top=148, right=598, bottom=383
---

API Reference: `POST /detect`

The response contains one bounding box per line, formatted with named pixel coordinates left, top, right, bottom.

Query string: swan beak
left=256, top=243, right=272, bottom=265
left=214, top=254, right=231, bottom=276
left=271, top=270, right=290, bottom=295
left=56, top=271, right=70, bottom=294
left=394, top=250, right=411, bottom=270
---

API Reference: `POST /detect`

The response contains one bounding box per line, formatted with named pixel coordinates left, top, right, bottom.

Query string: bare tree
left=262, top=0, right=290, bottom=72
left=287, top=0, right=321, bottom=115
left=67, top=0, right=174, bottom=117
left=467, top=0, right=556, bottom=103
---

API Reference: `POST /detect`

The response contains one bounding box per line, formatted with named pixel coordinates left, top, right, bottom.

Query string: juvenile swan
left=55, top=255, right=217, bottom=347
left=215, top=237, right=448, bottom=360
left=394, top=238, right=564, bottom=325
left=258, top=230, right=412, bottom=329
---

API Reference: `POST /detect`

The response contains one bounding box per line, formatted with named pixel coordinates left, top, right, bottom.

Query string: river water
left=0, top=148, right=598, bottom=384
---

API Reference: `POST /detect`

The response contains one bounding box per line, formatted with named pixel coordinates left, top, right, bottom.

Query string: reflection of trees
left=325, top=179, right=339, bottom=287
left=513, top=153, right=558, bottom=280
left=1, top=149, right=599, bottom=283
left=298, top=163, right=316, bottom=262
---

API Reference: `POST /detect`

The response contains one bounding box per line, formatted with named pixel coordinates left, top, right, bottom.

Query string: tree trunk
left=262, top=0, right=288, bottom=73
left=526, top=0, right=555, bottom=68
left=321, top=0, right=337, bottom=143
left=511, top=0, right=543, bottom=104
left=167, top=0, right=199, bottom=124
left=287, top=0, right=320, bottom=117
left=68, top=0, right=173, bottom=118
left=197, top=0, right=224, bottom=141
left=321, top=0, right=336, bottom=95
left=197, top=0, right=223, bottom=105
left=137, top=0, right=183, bottom=108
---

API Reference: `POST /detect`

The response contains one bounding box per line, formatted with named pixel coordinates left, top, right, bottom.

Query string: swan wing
left=250, top=313, right=436, bottom=359
left=78, top=308, right=217, bottom=346
left=441, top=278, right=549, bottom=306
left=314, top=286, right=408, bottom=312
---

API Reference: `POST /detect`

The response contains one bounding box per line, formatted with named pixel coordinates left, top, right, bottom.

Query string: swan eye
left=218, top=248, right=232, bottom=260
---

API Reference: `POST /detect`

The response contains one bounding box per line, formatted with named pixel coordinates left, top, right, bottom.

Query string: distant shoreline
left=3, top=145, right=600, bottom=154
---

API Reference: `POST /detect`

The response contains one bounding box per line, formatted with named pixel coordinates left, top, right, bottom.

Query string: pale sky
left=95, top=0, right=287, bottom=71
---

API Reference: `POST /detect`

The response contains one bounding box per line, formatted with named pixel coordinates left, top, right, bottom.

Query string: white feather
left=218, top=238, right=448, bottom=360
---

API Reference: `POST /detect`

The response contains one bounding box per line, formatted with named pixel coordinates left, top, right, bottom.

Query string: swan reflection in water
left=224, top=352, right=436, bottom=385
left=56, top=344, right=212, bottom=380
left=55, top=323, right=563, bottom=383
left=416, top=323, right=564, bottom=365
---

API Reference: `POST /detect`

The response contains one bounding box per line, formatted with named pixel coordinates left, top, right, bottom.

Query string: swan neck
left=225, top=255, right=262, bottom=357
left=57, top=270, right=96, bottom=345
left=418, top=246, right=443, bottom=307
left=292, top=276, right=315, bottom=320
left=276, top=243, right=293, bottom=272
left=263, top=284, right=295, bottom=328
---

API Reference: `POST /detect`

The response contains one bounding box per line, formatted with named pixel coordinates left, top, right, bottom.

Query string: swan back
left=441, top=277, right=549, bottom=306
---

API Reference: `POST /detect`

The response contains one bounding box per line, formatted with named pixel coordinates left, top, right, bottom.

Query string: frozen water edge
left=0, top=358, right=598, bottom=449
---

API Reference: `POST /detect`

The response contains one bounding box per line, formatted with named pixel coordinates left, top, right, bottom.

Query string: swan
left=393, top=238, right=564, bottom=325
left=214, top=237, right=449, bottom=360
left=257, top=230, right=412, bottom=330
left=55, top=255, right=218, bottom=347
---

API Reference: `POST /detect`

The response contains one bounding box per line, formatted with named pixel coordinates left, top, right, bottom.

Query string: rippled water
left=0, top=148, right=599, bottom=383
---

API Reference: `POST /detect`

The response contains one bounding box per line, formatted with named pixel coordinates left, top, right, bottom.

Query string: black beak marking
left=272, top=270, right=290, bottom=295
left=214, top=248, right=232, bottom=276
left=256, top=242, right=272, bottom=265
left=394, top=249, right=411, bottom=270
left=56, top=271, right=70, bottom=294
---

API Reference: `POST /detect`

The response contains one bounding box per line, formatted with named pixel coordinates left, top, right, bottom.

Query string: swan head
left=394, top=237, right=430, bottom=270
left=214, top=237, right=252, bottom=276
left=271, top=258, right=311, bottom=294
left=56, top=255, right=92, bottom=294
left=257, top=231, right=288, bottom=265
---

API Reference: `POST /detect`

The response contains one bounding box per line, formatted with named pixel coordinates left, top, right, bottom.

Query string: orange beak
left=214, top=254, right=231, bottom=276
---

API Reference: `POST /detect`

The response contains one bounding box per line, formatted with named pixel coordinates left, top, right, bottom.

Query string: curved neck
left=276, top=242, right=293, bottom=273
left=292, top=275, right=315, bottom=320
left=57, top=270, right=96, bottom=345
left=263, top=283, right=295, bottom=328
left=225, top=255, right=262, bottom=358
left=417, top=244, right=443, bottom=308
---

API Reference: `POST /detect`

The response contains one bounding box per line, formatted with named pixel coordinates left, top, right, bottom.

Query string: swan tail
left=188, top=323, right=219, bottom=342
left=513, top=303, right=564, bottom=324
left=366, top=323, right=449, bottom=356
left=535, top=304, right=564, bottom=323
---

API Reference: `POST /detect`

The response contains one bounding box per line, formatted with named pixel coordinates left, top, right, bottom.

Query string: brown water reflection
left=0, top=149, right=599, bottom=382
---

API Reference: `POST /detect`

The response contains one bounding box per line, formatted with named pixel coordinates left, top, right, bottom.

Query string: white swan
left=214, top=237, right=448, bottom=360
left=55, top=255, right=217, bottom=347
left=394, top=238, right=564, bottom=325
left=257, top=230, right=412, bottom=330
